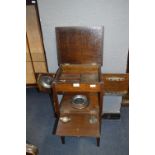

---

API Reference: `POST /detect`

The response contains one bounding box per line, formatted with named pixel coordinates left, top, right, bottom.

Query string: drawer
left=102, top=74, right=129, bottom=95
left=53, top=83, right=103, bottom=93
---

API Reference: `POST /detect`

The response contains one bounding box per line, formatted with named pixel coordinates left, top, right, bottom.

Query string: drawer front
left=26, top=62, right=36, bottom=84
left=102, top=74, right=129, bottom=95
left=53, top=83, right=102, bottom=92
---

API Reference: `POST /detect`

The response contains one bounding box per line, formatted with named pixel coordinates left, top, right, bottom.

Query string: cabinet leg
left=48, top=93, right=57, bottom=118
left=61, top=136, right=65, bottom=144
left=96, top=137, right=100, bottom=147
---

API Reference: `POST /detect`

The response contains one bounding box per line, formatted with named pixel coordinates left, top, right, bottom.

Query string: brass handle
left=73, top=83, right=80, bottom=87
left=90, top=84, right=96, bottom=88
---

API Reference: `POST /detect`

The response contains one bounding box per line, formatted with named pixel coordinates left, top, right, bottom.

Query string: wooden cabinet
left=52, top=65, right=103, bottom=146
left=26, top=1, right=48, bottom=85
left=52, top=27, right=104, bottom=146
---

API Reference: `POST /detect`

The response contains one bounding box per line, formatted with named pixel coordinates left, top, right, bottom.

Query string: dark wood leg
left=96, top=137, right=100, bottom=147
left=48, top=93, right=57, bottom=118
left=61, top=136, right=65, bottom=144
left=52, top=119, right=59, bottom=135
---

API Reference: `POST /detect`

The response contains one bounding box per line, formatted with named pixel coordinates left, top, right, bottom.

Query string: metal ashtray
left=71, top=95, right=89, bottom=109
left=38, top=75, right=53, bottom=89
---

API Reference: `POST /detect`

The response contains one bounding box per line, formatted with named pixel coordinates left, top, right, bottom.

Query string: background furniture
left=122, top=51, right=129, bottom=106
left=26, top=143, right=38, bottom=155
left=26, top=0, right=48, bottom=86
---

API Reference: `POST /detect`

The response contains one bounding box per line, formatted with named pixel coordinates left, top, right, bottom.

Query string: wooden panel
left=56, top=114, right=100, bottom=137
left=61, top=64, right=100, bottom=73
left=56, top=26, right=103, bottom=65
left=53, top=83, right=102, bottom=93
left=26, top=62, right=36, bottom=84
left=31, top=53, right=45, bottom=62
left=102, top=74, right=129, bottom=95
left=26, top=39, right=31, bottom=62
left=33, top=62, right=47, bottom=73
left=26, top=5, right=46, bottom=62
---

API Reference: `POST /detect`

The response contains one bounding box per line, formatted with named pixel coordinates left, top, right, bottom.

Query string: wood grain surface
left=26, top=4, right=48, bottom=85
left=26, top=62, right=36, bottom=84
left=26, top=5, right=46, bottom=62
left=56, top=114, right=100, bottom=137
left=56, top=26, right=103, bottom=65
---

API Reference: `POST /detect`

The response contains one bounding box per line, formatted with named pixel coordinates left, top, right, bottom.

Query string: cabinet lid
left=56, top=26, right=104, bottom=65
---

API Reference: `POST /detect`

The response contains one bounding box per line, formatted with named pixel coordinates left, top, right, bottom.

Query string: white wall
left=37, top=0, right=129, bottom=113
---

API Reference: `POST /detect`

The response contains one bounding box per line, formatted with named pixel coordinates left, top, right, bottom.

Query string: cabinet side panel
left=26, top=62, right=36, bottom=84
left=26, top=5, right=46, bottom=62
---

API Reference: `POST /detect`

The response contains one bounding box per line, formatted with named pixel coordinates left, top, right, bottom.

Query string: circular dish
left=38, top=75, right=53, bottom=88
left=71, top=95, right=89, bottom=109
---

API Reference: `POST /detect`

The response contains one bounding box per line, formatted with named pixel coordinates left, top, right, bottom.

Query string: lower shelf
left=56, top=114, right=100, bottom=137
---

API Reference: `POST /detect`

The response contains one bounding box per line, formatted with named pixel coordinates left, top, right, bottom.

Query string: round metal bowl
left=38, top=75, right=53, bottom=89
left=71, top=95, right=89, bottom=109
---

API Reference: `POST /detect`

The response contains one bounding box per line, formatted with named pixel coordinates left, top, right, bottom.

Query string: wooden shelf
left=60, top=93, right=99, bottom=115
left=55, top=93, right=100, bottom=137
left=56, top=114, right=100, bottom=137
